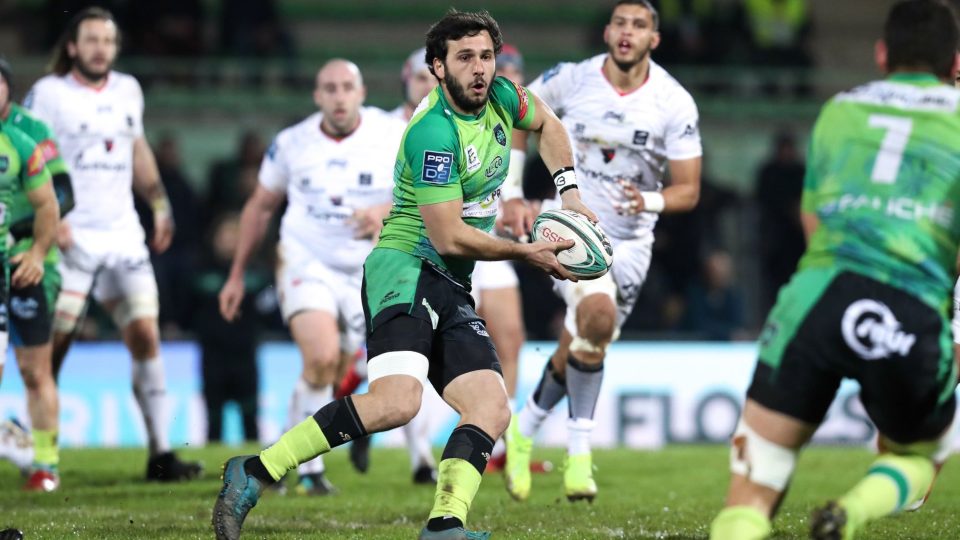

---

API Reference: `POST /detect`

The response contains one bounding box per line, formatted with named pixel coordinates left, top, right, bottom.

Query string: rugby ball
left=531, top=209, right=613, bottom=279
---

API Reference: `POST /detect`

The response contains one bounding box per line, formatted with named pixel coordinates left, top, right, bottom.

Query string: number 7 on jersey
left=868, top=114, right=913, bottom=184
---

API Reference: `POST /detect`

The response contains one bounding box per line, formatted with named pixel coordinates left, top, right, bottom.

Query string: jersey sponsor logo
left=10, top=297, right=39, bottom=320
left=493, top=123, right=507, bottom=147
left=574, top=123, right=586, bottom=135
left=422, top=150, right=453, bottom=184
left=633, top=130, right=649, bottom=145
left=27, top=148, right=45, bottom=176
left=541, top=64, right=562, bottom=83
left=510, top=81, right=529, bottom=121
left=126, top=115, right=134, bottom=128
left=485, top=155, right=503, bottom=178
left=601, top=148, right=616, bottom=164
left=841, top=299, right=916, bottom=360
left=462, top=187, right=501, bottom=218
left=468, top=321, right=490, bottom=337
left=603, top=111, right=625, bottom=124
left=37, top=140, right=60, bottom=162
left=0, top=156, right=8, bottom=174
left=358, top=172, right=372, bottom=185
left=680, top=123, right=698, bottom=138
left=820, top=194, right=954, bottom=228
left=466, top=145, right=482, bottom=173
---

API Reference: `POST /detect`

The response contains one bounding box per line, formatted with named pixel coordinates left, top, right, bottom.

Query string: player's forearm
left=430, top=221, right=527, bottom=261
left=660, top=182, right=700, bottom=213
left=132, top=138, right=171, bottom=215
left=29, top=191, right=59, bottom=255
left=229, top=201, right=273, bottom=280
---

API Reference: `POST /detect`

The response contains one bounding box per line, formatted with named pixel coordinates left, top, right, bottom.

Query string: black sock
left=441, top=424, right=496, bottom=475
left=243, top=456, right=275, bottom=485
left=312, top=396, right=368, bottom=449
left=427, top=516, right=464, bottom=532
left=532, top=357, right=567, bottom=411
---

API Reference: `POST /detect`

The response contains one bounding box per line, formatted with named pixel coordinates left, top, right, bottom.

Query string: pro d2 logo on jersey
left=494, top=124, right=507, bottom=147
left=841, top=299, right=916, bottom=360
left=422, top=150, right=453, bottom=184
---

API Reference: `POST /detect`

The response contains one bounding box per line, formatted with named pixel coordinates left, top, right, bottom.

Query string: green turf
left=0, top=444, right=957, bottom=539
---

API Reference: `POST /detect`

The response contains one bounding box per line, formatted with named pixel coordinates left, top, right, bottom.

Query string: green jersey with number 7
left=800, top=72, right=960, bottom=311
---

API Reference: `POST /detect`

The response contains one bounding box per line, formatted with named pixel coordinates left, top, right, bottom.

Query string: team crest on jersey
left=126, top=115, right=134, bottom=128
left=633, top=130, right=649, bottom=145
left=0, top=156, right=8, bottom=173
left=422, top=150, right=453, bottom=184
left=104, top=139, right=114, bottom=152
left=493, top=124, right=507, bottom=147
left=359, top=173, right=372, bottom=185
left=330, top=195, right=343, bottom=206
left=681, top=123, right=698, bottom=138
left=601, top=148, right=616, bottom=164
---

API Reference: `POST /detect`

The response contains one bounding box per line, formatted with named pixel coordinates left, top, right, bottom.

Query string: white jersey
left=25, top=71, right=145, bottom=233
left=389, top=104, right=410, bottom=122
left=259, top=107, right=403, bottom=273
left=529, top=54, right=701, bottom=240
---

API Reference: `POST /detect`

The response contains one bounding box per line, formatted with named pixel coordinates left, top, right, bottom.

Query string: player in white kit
left=25, top=7, right=202, bottom=481
left=506, top=0, right=702, bottom=501
left=219, top=59, right=402, bottom=495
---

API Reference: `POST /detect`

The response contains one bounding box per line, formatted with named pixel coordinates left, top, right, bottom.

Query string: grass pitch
left=1, top=444, right=957, bottom=539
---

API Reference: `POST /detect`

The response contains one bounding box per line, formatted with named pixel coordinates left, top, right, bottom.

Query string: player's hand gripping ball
left=531, top=209, right=613, bottom=279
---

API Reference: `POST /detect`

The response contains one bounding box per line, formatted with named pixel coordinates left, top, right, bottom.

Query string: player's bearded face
left=70, top=19, right=118, bottom=83
left=440, top=33, right=496, bottom=114
left=0, top=75, right=8, bottom=113
left=605, top=6, right=660, bottom=70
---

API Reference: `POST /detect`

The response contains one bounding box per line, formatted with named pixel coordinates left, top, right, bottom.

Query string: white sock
left=491, top=437, right=506, bottom=458
left=403, top=408, right=435, bottom=471
left=567, top=417, right=595, bottom=456
left=517, top=397, right=550, bottom=439
left=132, top=357, right=170, bottom=455
left=289, top=378, right=333, bottom=475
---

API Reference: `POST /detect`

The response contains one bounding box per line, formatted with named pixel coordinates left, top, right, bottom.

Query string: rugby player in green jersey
left=0, top=59, right=74, bottom=491
left=711, top=2, right=960, bottom=539
left=214, top=9, right=596, bottom=540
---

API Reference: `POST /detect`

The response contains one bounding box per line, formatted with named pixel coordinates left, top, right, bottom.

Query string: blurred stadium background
left=1, top=0, right=952, bottom=449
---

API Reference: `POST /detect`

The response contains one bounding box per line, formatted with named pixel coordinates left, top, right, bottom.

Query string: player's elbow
left=428, top=231, right=461, bottom=257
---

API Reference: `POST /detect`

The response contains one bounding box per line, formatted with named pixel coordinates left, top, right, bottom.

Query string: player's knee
left=123, top=318, right=159, bottom=359
left=575, top=295, right=616, bottom=344
left=53, top=292, right=87, bottom=334
left=880, top=426, right=954, bottom=464
left=729, top=418, right=798, bottom=492
left=112, top=294, right=159, bottom=330
left=489, top=395, right=512, bottom=438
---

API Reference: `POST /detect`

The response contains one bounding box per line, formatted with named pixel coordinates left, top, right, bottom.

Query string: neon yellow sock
left=427, top=458, right=483, bottom=526
left=33, top=430, right=59, bottom=468
left=839, top=454, right=934, bottom=531
left=710, top=506, right=771, bottom=540
left=259, top=418, right=330, bottom=481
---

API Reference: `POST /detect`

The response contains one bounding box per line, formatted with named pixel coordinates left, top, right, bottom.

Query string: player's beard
left=443, top=70, right=489, bottom=114
left=74, top=56, right=111, bottom=83
left=610, top=45, right=651, bottom=73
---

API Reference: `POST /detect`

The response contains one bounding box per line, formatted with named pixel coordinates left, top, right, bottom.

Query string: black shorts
left=8, top=262, right=59, bottom=348
left=749, top=270, right=957, bottom=444
left=362, top=250, right=500, bottom=394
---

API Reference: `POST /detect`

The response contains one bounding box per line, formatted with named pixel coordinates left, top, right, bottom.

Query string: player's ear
left=650, top=30, right=661, bottom=51
left=874, top=39, right=888, bottom=74
left=433, top=58, right=445, bottom=80
left=313, top=86, right=323, bottom=109
left=360, top=84, right=367, bottom=103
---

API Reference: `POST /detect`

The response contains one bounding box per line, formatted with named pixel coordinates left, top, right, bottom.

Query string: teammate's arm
left=419, top=198, right=576, bottom=281
left=219, top=185, right=285, bottom=321
left=520, top=91, right=597, bottom=223
left=132, top=136, right=175, bottom=253
left=13, top=179, right=59, bottom=288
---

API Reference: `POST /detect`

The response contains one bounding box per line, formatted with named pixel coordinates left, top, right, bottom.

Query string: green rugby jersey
left=0, top=122, right=52, bottom=262
left=2, top=102, right=64, bottom=262
left=376, top=76, right=535, bottom=286
left=800, top=73, right=960, bottom=310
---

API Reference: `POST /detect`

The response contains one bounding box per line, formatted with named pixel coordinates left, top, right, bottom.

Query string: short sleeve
left=405, top=117, right=462, bottom=205
left=664, top=89, right=702, bottom=161
left=23, top=79, right=58, bottom=131
left=258, top=136, right=289, bottom=193
left=10, top=129, right=52, bottom=192
left=527, top=62, right=575, bottom=116
left=31, top=117, right=67, bottom=176
left=129, top=77, right=145, bottom=137
left=489, top=76, right=536, bottom=130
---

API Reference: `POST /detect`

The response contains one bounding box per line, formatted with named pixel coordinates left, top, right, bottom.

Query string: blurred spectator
left=136, top=134, right=201, bottom=334
left=743, top=0, right=813, bottom=95
left=125, top=0, right=204, bottom=86
left=205, top=131, right=265, bottom=229
left=189, top=213, right=271, bottom=443
left=755, top=130, right=806, bottom=316
left=219, top=0, right=297, bottom=86
left=681, top=250, right=746, bottom=340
